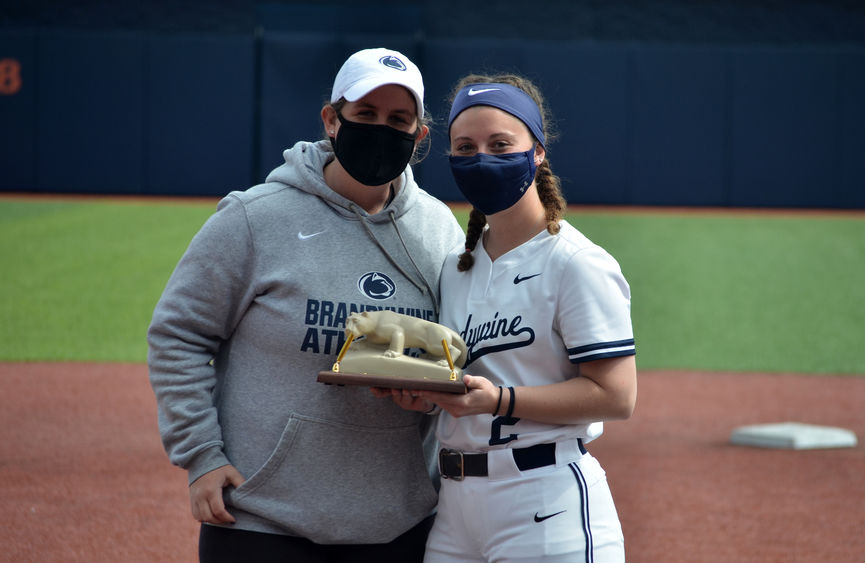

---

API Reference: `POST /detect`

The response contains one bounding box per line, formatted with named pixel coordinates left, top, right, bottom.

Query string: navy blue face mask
left=449, top=148, right=537, bottom=215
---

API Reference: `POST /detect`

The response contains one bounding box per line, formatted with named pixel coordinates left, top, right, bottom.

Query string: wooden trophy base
left=317, top=370, right=467, bottom=393
left=317, top=344, right=467, bottom=394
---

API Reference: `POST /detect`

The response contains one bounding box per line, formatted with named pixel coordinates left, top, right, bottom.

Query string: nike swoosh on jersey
left=513, top=273, right=541, bottom=284
left=467, top=87, right=500, bottom=96
left=297, top=231, right=325, bottom=240
left=534, top=510, right=566, bottom=523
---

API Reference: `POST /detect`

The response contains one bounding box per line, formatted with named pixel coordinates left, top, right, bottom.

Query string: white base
left=730, top=422, right=858, bottom=450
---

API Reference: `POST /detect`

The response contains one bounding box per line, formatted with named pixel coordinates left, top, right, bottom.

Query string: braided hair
left=451, top=74, right=566, bottom=272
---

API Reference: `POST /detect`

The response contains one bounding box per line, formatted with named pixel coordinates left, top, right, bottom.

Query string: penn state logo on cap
left=357, top=272, right=396, bottom=300
left=379, top=55, right=407, bottom=71
left=331, top=48, right=425, bottom=118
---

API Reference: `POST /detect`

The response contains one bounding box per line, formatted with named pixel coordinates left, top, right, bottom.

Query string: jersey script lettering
left=459, top=313, right=535, bottom=366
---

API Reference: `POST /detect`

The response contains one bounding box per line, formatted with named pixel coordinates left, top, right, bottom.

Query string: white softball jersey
left=437, top=220, right=635, bottom=453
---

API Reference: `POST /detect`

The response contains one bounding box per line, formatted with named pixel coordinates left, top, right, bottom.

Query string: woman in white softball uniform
left=417, top=74, right=637, bottom=562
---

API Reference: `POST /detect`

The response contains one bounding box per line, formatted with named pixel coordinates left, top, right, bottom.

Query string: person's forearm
left=497, top=356, right=636, bottom=425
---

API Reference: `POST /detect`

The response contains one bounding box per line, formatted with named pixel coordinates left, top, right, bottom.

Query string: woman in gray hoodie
left=147, top=47, right=464, bottom=562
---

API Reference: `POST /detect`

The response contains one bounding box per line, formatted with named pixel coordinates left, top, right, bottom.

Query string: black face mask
left=330, top=112, right=417, bottom=186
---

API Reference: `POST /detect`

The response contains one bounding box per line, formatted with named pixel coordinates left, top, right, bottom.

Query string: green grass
left=2, top=199, right=864, bottom=374
left=1, top=199, right=215, bottom=362
left=569, top=211, right=865, bottom=374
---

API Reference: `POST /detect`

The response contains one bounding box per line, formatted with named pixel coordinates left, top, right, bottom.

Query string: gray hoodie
left=147, top=140, right=464, bottom=543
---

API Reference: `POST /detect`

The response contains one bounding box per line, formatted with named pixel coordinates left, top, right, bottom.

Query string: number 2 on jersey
left=489, top=415, right=520, bottom=446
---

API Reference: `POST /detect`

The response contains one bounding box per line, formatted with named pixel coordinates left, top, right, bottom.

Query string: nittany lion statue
left=345, top=311, right=467, bottom=368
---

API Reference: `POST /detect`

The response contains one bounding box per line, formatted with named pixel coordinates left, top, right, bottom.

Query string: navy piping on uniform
left=568, top=338, right=635, bottom=364
left=569, top=462, right=593, bottom=563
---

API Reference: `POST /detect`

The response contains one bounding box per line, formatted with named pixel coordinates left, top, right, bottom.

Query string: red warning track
left=1, top=363, right=862, bottom=562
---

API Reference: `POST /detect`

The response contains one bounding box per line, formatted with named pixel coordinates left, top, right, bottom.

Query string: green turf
left=1, top=199, right=215, bottom=362
left=2, top=200, right=863, bottom=374
left=569, top=211, right=865, bottom=374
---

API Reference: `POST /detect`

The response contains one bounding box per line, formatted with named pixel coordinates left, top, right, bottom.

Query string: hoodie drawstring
left=388, top=209, right=440, bottom=317
left=348, top=204, right=440, bottom=317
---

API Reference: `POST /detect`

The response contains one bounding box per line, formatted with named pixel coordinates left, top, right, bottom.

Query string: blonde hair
left=451, top=74, right=566, bottom=272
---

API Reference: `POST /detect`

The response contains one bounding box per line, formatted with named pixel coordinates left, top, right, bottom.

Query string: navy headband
left=448, top=82, right=545, bottom=148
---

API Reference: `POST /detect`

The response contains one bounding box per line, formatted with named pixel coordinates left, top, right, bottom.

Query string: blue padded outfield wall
left=0, top=28, right=254, bottom=196
left=1, top=28, right=863, bottom=208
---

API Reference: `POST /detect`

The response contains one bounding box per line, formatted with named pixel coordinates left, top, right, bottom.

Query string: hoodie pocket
left=227, top=413, right=438, bottom=544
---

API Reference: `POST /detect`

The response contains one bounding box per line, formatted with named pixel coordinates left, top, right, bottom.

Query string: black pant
left=199, top=515, right=434, bottom=563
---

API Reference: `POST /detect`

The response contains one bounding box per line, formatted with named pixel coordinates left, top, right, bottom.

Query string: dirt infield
left=1, top=363, right=863, bottom=562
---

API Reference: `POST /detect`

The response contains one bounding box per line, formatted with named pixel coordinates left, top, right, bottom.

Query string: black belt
left=439, top=440, right=586, bottom=481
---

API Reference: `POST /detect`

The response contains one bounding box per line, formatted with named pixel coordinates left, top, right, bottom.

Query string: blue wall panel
left=147, top=33, right=254, bottom=196
left=0, top=29, right=37, bottom=190
left=631, top=45, right=728, bottom=206
left=259, top=34, right=350, bottom=179
left=36, top=30, right=146, bottom=194
left=255, top=3, right=421, bottom=35
left=3, top=27, right=863, bottom=208
left=838, top=48, right=865, bottom=208
left=729, top=47, right=838, bottom=207
left=534, top=42, right=632, bottom=206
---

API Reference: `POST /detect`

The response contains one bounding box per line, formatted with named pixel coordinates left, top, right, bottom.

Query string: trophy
left=317, top=311, right=468, bottom=393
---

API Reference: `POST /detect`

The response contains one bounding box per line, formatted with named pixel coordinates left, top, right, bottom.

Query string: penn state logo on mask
left=357, top=272, right=396, bottom=300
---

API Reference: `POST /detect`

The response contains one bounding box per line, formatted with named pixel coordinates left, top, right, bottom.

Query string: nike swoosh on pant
left=534, top=510, right=566, bottom=522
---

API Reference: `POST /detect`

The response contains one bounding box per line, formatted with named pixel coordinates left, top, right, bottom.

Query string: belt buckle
left=439, top=448, right=465, bottom=481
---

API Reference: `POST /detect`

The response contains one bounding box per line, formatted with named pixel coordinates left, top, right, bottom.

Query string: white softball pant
left=424, top=440, right=625, bottom=562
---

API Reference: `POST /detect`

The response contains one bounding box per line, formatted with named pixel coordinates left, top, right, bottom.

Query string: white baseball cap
left=330, top=48, right=425, bottom=119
